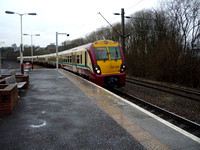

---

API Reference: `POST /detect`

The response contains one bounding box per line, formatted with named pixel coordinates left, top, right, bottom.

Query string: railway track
left=126, top=77, right=200, bottom=102
left=109, top=88, right=200, bottom=138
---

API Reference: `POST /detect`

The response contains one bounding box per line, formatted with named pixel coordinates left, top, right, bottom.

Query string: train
left=20, top=40, right=126, bottom=87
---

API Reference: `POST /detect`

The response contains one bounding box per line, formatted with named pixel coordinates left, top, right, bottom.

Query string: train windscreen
left=109, top=47, right=121, bottom=60
left=95, top=47, right=109, bottom=61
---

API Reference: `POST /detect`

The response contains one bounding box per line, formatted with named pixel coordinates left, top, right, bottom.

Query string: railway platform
left=0, top=69, right=199, bottom=150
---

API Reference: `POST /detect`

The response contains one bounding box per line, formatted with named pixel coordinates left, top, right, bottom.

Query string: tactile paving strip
left=96, top=100, right=170, bottom=150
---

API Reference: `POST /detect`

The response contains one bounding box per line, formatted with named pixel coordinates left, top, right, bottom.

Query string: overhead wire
left=126, top=0, right=145, bottom=13
left=81, top=0, right=147, bottom=38
left=97, top=0, right=145, bottom=29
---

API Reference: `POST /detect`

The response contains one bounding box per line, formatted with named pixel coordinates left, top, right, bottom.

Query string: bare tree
left=164, top=0, right=200, bottom=52
left=85, top=27, right=113, bottom=43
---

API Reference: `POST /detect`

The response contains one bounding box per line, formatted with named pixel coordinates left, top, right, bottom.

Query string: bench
left=4, top=75, right=26, bottom=89
left=9, top=70, right=16, bottom=75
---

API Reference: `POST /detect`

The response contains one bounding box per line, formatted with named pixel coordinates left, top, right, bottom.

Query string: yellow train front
left=89, top=40, right=126, bottom=87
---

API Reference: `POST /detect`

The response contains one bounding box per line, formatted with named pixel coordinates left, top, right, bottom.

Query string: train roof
left=26, top=40, right=120, bottom=58
left=59, top=40, right=119, bottom=55
left=59, top=43, right=92, bottom=55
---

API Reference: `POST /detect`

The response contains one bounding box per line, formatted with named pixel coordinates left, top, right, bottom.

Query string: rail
left=126, top=77, right=200, bottom=102
left=110, top=88, right=200, bottom=138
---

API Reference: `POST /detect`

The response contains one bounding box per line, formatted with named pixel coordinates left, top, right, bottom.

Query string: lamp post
left=5, top=11, right=37, bottom=74
left=56, top=32, right=69, bottom=80
left=23, top=34, right=40, bottom=69
left=114, top=8, right=129, bottom=55
left=0, top=42, right=5, bottom=76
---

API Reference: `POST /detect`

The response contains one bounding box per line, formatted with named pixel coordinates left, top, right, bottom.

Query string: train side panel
left=61, top=48, right=94, bottom=77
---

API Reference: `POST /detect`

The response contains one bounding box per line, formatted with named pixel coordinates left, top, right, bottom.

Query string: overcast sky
left=0, top=0, right=159, bottom=48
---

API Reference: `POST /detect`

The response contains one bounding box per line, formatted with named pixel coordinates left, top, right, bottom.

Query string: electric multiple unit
left=21, top=40, right=126, bottom=87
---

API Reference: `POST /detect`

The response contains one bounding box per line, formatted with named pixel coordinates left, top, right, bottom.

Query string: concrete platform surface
left=58, top=69, right=200, bottom=150
left=0, top=69, right=144, bottom=150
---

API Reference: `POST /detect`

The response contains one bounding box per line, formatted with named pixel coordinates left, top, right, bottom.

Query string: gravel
left=119, top=81, right=200, bottom=124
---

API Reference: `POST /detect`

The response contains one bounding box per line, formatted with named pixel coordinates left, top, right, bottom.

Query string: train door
left=85, top=51, right=87, bottom=66
left=72, top=51, right=77, bottom=72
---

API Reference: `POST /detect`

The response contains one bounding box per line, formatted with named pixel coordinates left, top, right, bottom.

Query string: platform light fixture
left=56, top=32, right=69, bottom=80
left=23, top=34, right=40, bottom=69
left=5, top=11, right=37, bottom=74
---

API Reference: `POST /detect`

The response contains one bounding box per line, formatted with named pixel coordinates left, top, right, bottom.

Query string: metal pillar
left=20, top=15, right=24, bottom=74
left=55, top=32, right=69, bottom=80
left=56, top=32, right=58, bottom=80
left=121, top=8, right=125, bottom=56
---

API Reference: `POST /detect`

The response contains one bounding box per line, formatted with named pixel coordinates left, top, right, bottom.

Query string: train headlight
left=97, top=70, right=101, bottom=74
left=93, top=64, right=101, bottom=75
left=120, top=62, right=126, bottom=73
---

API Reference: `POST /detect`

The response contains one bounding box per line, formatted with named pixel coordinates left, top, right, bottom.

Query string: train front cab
left=91, top=40, right=126, bottom=87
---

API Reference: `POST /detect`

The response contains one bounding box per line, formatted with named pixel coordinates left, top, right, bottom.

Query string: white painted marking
left=62, top=70, right=200, bottom=144
left=30, top=120, right=47, bottom=128
left=42, top=111, right=46, bottom=114
left=58, top=76, right=65, bottom=79
left=117, top=102, right=125, bottom=106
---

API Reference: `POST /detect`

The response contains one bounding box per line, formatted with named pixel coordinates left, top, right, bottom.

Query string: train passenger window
left=77, top=55, right=79, bottom=64
left=85, top=51, right=87, bottom=65
left=95, top=47, right=109, bottom=61
left=109, top=47, right=121, bottom=60
left=69, top=56, right=72, bottom=63
left=80, top=55, right=82, bottom=64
